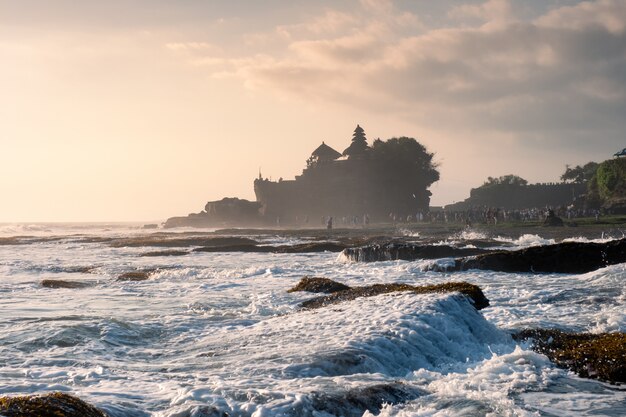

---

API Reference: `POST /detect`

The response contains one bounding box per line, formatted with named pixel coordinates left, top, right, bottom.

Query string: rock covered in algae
left=287, top=277, right=351, bottom=293
left=515, top=329, right=626, bottom=383
left=289, top=277, right=489, bottom=310
left=0, top=392, right=108, bottom=417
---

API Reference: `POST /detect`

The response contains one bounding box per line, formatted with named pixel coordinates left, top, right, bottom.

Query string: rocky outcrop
left=110, top=235, right=258, bottom=248
left=164, top=197, right=263, bottom=228
left=514, top=329, right=626, bottom=383
left=194, top=242, right=347, bottom=254
left=287, top=277, right=351, bottom=293
left=342, top=243, right=492, bottom=262
left=40, top=279, right=93, bottom=289
left=116, top=271, right=152, bottom=281
left=307, top=383, right=425, bottom=417
left=288, top=278, right=489, bottom=310
left=428, top=238, right=626, bottom=274
left=0, top=392, right=108, bottom=417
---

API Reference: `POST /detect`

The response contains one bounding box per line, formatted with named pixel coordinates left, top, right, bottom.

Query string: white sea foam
left=0, top=227, right=625, bottom=416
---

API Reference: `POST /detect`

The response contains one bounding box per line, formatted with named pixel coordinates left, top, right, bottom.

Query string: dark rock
left=297, top=279, right=489, bottom=310
left=342, top=243, right=492, bottom=262
left=164, top=197, right=262, bottom=228
left=287, top=277, right=351, bottom=293
left=194, top=242, right=347, bottom=253
left=432, top=238, right=626, bottom=274
left=110, top=236, right=258, bottom=248
left=139, top=250, right=189, bottom=257
left=142, top=223, right=159, bottom=229
left=116, top=271, right=153, bottom=281
left=40, top=279, right=93, bottom=289
left=308, top=383, right=425, bottom=417
left=194, top=244, right=272, bottom=253
left=0, top=392, right=108, bottom=417
left=514, top=329, right=626, bottom=383
left=543, top=211, right=564, bottom=227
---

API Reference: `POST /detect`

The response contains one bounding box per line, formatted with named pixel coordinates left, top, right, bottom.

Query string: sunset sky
left=2, top=0, right=625, bottom=222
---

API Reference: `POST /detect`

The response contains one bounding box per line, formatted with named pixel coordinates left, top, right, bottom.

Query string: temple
left=254, top=125, right=432, bottom=224
left=164, top=125, right=436, bottom=228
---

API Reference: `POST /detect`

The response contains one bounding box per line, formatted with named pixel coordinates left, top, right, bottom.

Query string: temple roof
left=311, top=142, right=341, bottom=161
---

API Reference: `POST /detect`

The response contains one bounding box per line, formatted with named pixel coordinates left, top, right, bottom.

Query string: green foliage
left=595, top=158, right=626, bottom=200
left=561, top=162, right=599, bottom=183
left=370, top=136, right=440, bottom=187
left=482, top=174, right=528, bottom=187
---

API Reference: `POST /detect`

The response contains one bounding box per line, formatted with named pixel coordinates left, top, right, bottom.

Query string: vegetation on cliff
left=586, top=157, right=626, bottom=209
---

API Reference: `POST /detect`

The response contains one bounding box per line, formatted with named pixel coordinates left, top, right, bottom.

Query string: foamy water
left=0, top=224, right=625, bottom=416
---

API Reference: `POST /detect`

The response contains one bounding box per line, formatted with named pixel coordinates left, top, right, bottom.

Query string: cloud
left=176, top=0, right=626, bottom=146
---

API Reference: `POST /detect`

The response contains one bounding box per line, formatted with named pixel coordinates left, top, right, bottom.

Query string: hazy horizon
left=2, top=0, right=625, bottom=222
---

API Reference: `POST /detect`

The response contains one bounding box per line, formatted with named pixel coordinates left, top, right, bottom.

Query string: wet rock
left=194, top=242, right=347, bottom=253
left=0, top=392, right=108, bottom=417
left=342, top=243, right=492, bottom=262
left=40, top=279, right=93, bottom=289
left=116, top=271, right=153, bottom=281
left=110, top=236, right=258, bottom=248
left=543, top=215, right=564, bottom=227
left=287, top=277, right=351, bottom=293
left=297, top=279, right=489, bottom=310
left=432, top=238, right=626, bottom=274
left=308, top=383, right=425, bottom=417
left=142, top=223, right=159, bottom=229
left=139, top=250, right=189, bottom=257
left=514, top=329, right=626, bottom=383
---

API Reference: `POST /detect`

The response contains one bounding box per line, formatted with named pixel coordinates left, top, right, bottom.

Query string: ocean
left=0, top=223, right=624, bottom=416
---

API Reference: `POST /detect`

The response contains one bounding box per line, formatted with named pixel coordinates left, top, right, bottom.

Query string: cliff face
left=163, top=198, right=262, bottom=228
left=445, top=182, right=586, bottom=211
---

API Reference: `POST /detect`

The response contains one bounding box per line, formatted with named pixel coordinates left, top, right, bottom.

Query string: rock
left=142, top=223, right=159, bottom=229
left=163, top=197, right=263, bottom=228
left=296, top=279, right=489, bottom=310
left=432, top=238, right=626, bottom=274
left=514, top=329, right=626, bottom=383
left=194, top=242, right=347, bottom=253
left=0, top=392, right=108, bottom=417
left=116, top=271, right=153, bottom=281
left=40, top=279, right=93, bottom=289
left=342, top=243, right=492, bottom=262
left=543, top=211, right=564, bottom=227
left=139, top=250, right=189, bottom=257
left=110, top=236, right=258, bottom=248
left=287, top=277, right=351, bottom=293
left=307, top=383, right=425, bottom=417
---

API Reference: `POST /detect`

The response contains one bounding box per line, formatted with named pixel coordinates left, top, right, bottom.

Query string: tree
left=342, top=124, right=369, bottom=157
left=561, top=162, right=598, bottom=183
left=483, top=175, right=528, bottom=187
left=368, top=137, right=439, bottom=213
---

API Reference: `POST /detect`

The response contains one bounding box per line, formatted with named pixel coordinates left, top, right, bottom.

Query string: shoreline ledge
left=288, top=277, right=489, bottom=310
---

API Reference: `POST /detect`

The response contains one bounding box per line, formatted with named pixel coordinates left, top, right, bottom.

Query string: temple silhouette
left=165, top=125, right=437, bottom=227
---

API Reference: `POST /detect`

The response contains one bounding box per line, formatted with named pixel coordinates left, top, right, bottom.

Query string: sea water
left=0, top=223, right=625, bottom=416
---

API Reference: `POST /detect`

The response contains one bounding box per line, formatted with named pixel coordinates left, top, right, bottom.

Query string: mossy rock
left=515, top=329, right=626, bottom=383
left=288, top=277, right=351, bottom=293
left=294, top=279, right=489, bottom=310
left=0, top=392, right=108, bottom=417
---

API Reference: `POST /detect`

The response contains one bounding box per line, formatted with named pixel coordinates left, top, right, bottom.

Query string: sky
left=1, top=0, right=625, bottom=222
